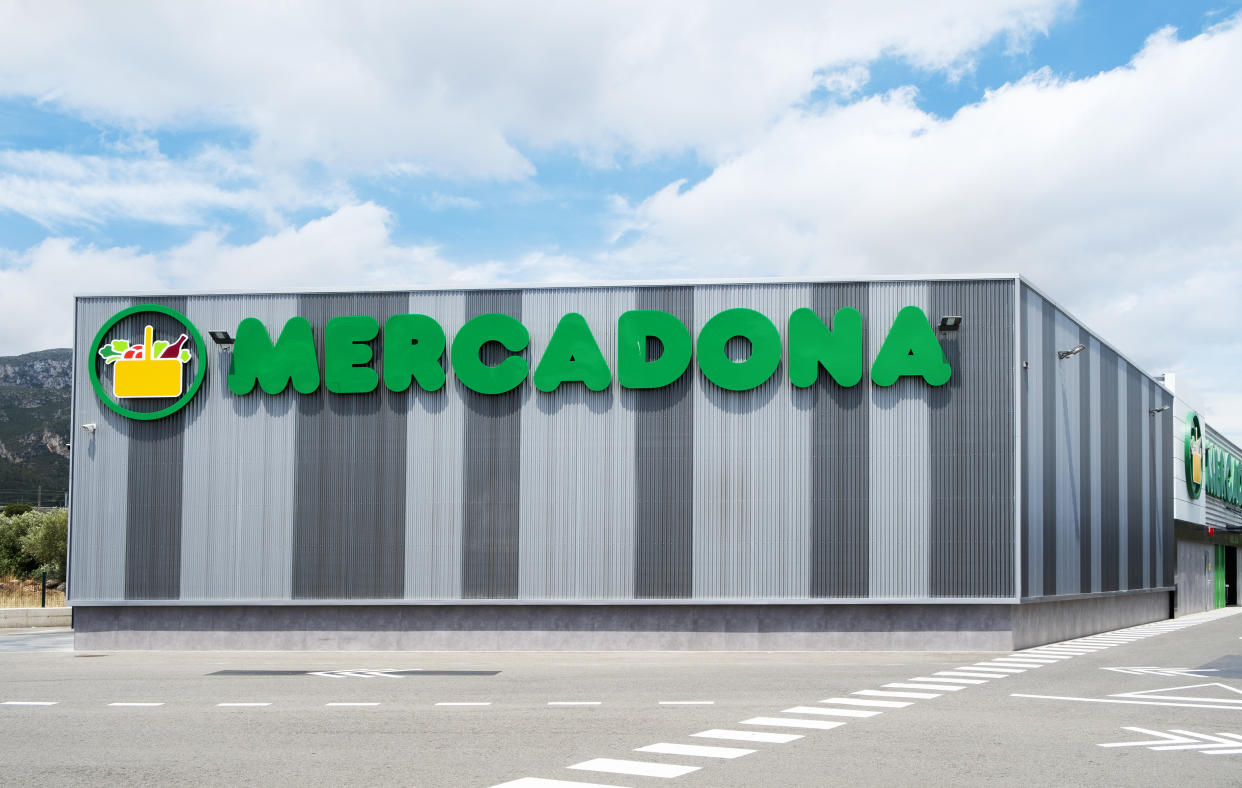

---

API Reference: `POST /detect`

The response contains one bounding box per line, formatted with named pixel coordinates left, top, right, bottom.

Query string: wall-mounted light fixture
left=81, top=423, right=97, bottom=433
left=1149, top=405, right=1170, bottom=416
left=209, top=330, right=235, bottom=351
left=937, top=315, right=963, bottom=332
left=1056, top=344, right=1086, bottom=360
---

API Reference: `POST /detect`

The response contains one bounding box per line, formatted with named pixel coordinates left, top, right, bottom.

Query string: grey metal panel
left=124, top=296, right=187, bottom=600
left=1050, top=308, right=1082, bottom=595
left=868, top=282, right=929, bottom=598
left=810, top=282, right=869, bottom=598
left=633, top=286, right=694, bottom=599
left=1099, top=347, right=1120, bottom=591
left=518, top=287, right=636, bottom=599
left=1142, top=382, right=1153, bottom=588
left=1088, top=337, right=1103, bottom=593
left=1126, top=366, right=1143, bottom=590
left=68, top=297, right=132, bottom=602
left=292, top=292, right=407, bottom=599
left=1040, top=299, right=1056, bottom=596
left=928, top=281, right=1014, bottom=597
left=1161, top=405, right=1174, bottom=587
left=693, top=283, right=812, bottom=598
left=179, top=295, right=298, bottom=600
left=403, top=292, right=466, bottom=600
left=460, top=290, right=523, bottom=598
left=1077, top=324, right=1092, bottom=593
left=1020, top=285, right=1043, bottom=597
left=1116, top=357, right=1129, bottom=590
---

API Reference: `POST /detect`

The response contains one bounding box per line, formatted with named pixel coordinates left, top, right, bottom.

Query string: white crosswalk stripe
left=781, top=705, right=882, bottom=718
left=819, top=697, right=912, bottom=708
left=740, top=716, right=846, bottom=730
left=853, top=690, right=941, bottom=699
left=691, top=729, right=803, bottom=743
left=568, top=758, right=699, bottom=778
left=635, top=742, right=754, bottom=759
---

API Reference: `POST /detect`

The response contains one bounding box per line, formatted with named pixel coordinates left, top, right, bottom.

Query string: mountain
left=0, top=349, right=71, bottom=506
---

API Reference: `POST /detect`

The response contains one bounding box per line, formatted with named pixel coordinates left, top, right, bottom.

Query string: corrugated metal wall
left=70, top=279, right=1019, bottom=604
left=1019, top=284, right=1173, bottom=599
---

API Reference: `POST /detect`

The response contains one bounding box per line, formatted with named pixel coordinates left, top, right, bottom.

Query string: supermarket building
left=67, top=275, right=1240, bottom=650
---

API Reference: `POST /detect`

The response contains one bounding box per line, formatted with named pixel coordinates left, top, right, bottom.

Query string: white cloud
left=605, top=18, right=1242, bottom=432
left=0, top=203, right=588, bottom=356
left=0, top=147, right=348, bottom=229
left=0, top=0, right=1070, bottom=178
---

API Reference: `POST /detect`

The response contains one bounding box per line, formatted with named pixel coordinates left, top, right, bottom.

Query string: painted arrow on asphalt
left=1099, top=727, right=1242, bottom=754
left=308, top=669, right=423, bottom=678
left=1102, top=667, right=1221, bottom=678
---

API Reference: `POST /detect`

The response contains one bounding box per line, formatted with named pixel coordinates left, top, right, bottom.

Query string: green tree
left=20, top=509, right=68, bottom=581
left=0, top=513, right=39, bottom=577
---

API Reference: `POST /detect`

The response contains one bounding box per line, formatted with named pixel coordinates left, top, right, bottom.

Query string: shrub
left=21, top=509, right=68, bottom=581
left=2, top=503, right=33, bottom=518
left=0, top=514, right=39, bottom=577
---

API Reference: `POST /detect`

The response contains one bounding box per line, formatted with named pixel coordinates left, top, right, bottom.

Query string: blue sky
left=1, top=0, right=1240, bottom=430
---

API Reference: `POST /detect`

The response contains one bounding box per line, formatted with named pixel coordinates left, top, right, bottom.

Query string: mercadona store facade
left=68, top=275, right=1196, bottom=650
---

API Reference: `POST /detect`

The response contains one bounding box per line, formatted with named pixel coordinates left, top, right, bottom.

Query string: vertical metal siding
left=1099, top=347, right=1120, bottom=591
left=68, top=297, right=132, bottom=602
left=633, top=286, right=695, bottom=598
left=460, top=290, right=523, bottom=598
left=1087, top=337, right=1103, bottom=593
left=403, top=292, right=466, bottom=600
left=518, top=287, right=637, bottom=599
left=868, top=282, right=930, bottom=598
left=1052, top=308, right=1082, bottom=594
left=1021, top=286, right=1044, bottom=597
left=692, top=284, right=812, bottom=598
left=124, top=297, right=188, bottom=600
left=810, top=282, right=869, bottom=597
left=292, top=292, right=408, bottom=599
left=927, top=281, right=1015, bottom=598
left=179, top=295, right=298, bottom=600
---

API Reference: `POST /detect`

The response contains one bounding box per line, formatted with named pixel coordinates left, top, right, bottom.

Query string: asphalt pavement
left=2, top=609, right=1240, bottom=787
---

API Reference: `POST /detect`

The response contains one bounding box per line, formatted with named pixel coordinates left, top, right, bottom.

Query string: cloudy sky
left=1, top=1, right=1239, bottom=431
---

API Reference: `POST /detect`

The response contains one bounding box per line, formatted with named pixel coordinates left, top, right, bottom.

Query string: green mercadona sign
left=226, top=305, right=951, bottom=397
left=1185, top=411, right=1242, bottom=506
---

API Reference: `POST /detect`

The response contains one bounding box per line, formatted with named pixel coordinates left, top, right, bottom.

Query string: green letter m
left=227, top=316, right=321, bottom=395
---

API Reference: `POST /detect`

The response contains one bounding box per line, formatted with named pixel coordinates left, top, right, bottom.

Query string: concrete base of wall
left=73, top=594, right=1172, bottom=651
left=0, top=607, right=72, bottom=628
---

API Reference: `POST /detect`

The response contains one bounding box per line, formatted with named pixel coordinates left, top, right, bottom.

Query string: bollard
left=41, top=571, right=46, bottom=608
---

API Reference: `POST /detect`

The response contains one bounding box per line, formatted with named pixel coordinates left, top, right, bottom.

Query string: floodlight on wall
left=209, top=330, right=235, bottom=351
left=81, top=423, right=97, bottom=433
left=1149, top=405, right=1170, bottom=416
left=938, top=315, right=963, bottom=332
left=1056, top=344, right=1086, bottom=360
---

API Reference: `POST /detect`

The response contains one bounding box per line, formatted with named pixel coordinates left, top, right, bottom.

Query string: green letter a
left=870, top=306, right=951, bottom=387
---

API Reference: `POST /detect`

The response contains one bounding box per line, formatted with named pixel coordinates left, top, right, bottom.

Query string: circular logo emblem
left=89, top=304, right=206, bottom=420
left=1184, top=410, right=1203, bottom=499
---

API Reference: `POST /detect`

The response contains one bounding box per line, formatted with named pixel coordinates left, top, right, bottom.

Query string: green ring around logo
left=89, top=304, right=207, bottom=421
left=1184, top=410, right=1203, bottom=500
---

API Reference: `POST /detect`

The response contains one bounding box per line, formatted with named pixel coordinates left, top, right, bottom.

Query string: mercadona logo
left=89, top=304, right=206, bottom=420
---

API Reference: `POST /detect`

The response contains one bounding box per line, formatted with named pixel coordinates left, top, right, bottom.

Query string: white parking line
left=436, top=701, right=491, bottom=706
left=781, top=706, right=881, bottom=718
left=568, top=758, right=699, bottom=778
left=217, top=703, right=271, bottom=707
left=819, top=697, right=912, bottom=708
left=2, top=701, right=57, bottom=706
left=548, top=701, right=601, bottom=706
left=659, top=701, right=714, bottom=705
left=853, top=690, right=940, bottom=699
left=692, top=729, right=803, bottom=743
left=741, top=716, right=846, bottom=730
left=966, top=666, right=1026, bottom=673
left=490, top=778, right=632, bottom=788
left=910, top=676, right=987, bottom=685
left=974, top=663, right=1033, bottom=671
left=327, top=702, right=381, bottom=707
left=934, top=671, right=1007, bottom=679
left=635, top=742, right=754, bottom=759
left=108, top=702, right=163, bottom=707
left=884, top=683, right=964, bottom=692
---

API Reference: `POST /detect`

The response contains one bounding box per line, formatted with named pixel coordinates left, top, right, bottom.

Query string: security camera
left=82, top=423, right=97, bottom=433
